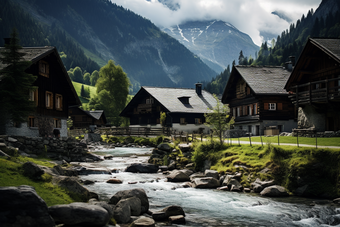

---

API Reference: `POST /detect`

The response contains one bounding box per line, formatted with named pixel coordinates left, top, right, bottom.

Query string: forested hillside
left=0, top=0, right=100, bottom=73
left=203, top=0, right=340, bottom=95
left=1, top=0, right=216, bottom=92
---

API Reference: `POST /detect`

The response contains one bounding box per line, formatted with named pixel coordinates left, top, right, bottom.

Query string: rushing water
left=80, top=147, right=340, bottom=226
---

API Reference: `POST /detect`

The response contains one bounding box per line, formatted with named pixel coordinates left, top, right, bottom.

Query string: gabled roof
left=222, top=65, right=290, bottom=102
left=285, top=38, right=340, bottom=89
left=120, top=86, right=218, bottom=116
left=0, top=46, right=81, bottom=106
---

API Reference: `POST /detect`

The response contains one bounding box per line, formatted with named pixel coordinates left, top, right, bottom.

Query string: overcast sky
left=109, top=0, right=322, bottom=46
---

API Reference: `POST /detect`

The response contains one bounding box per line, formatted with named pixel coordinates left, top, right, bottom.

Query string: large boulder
left=49, top=202, right=110, bottom=226
left=166, top=170, right=190, bottom=182
left=109, top=188, right=149, bottom=214
left=161, top=205, right=185, bottom=218
left=22, top=161, right=45, bottom=179
left=204, top=170, right=219, bottom=179
left=0, top=185, right=55, bottom=227
left=193, top=177, right=220, bottom=188
left=260, top=185, right=289, bottom=197
left=52, top=176, right=89, bottom=201
left=113, top=199, right=131, bottom=224
left=252, top=178, right=276, bottom=188
left=125, top=163, right=159, bottom=173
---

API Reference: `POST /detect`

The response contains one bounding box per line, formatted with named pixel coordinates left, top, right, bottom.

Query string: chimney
left=285, top=62, right=292, bottom=71
left=289, top=56, right=296, bottom=67
left=195, top=83, right=202, bottom=96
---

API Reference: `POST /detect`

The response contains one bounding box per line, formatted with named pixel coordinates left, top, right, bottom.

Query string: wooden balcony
left=288, top=77, right=340, bottom=105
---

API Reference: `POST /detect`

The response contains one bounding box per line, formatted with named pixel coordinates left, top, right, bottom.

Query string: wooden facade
left=1, top=46, right=80, bottom=137
left=120, top=85, right=218, bottom=134
left=285, top=38, right=340, bottom=131
left=69, top=107, right=107, bottom=129
left=222, top=66, right=296, bottom=135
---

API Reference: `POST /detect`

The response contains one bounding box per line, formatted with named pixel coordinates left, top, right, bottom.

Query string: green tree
left=80, top=84, right=85, bottom=97
left=0, top=29, right=37, bottom=130
left=90, top=60, right=130, bottom=126
left=73, top=66, right=83, bottom=83
left=204, top=95, right=234, bottom=145
left=83, top=72, right=90, bottom=85
left=238, top=50, right=244, bottom=65
left=90, top=70, right=99, bottom=86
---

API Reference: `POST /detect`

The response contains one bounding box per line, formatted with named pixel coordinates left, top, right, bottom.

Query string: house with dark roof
left=222, top=65, right=296, bottom=135
left=0, top=45, right=81, bottom=137
left=68, top=106, right=107, bottom=129
left=285, top=38, right=340, bottom=132
left=120, top=83, right=218, bottom=134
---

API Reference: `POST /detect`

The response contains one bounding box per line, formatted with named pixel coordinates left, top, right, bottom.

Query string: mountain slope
left=162, top=20, right=259, bottom=73
left=10, top=0, right=216, bottom=92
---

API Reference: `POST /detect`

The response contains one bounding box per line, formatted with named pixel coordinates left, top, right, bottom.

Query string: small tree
left=80, top=84, right=85, bottom=97
left=0, top=28, right=37, bottom=128
left=204, top=95, right=234, bottom=145
left=160, top=111, right=166, bottom=127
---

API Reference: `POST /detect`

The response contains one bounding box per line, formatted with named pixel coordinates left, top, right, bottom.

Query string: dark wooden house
left=0, top=46, right=81, bottom=137
left=285, top=38, right=340, bottom=131
left=68, top=106, right=107, bottom=129
left=222, top=65, right=296, bottom=135
left=120, top=84, right=218, bottom=134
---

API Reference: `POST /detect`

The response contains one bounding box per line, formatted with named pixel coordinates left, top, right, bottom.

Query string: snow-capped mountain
left=162, top=20, right=259, bottom=73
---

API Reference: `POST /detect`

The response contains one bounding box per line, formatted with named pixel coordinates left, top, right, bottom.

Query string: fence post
left=238, top=137, right=240, bottom=146
left=260, top=135, right=263, bottom=146
left=315, top=132, right=318, bottom=149
left=278, top=135, right=280, bottom=146
left=249, top=134, right=252, bottom=146
left=297, top=132, right=299, bottom=147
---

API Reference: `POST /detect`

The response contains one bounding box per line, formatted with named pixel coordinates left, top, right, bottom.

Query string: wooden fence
left=92, top=127, right=172, bottom=137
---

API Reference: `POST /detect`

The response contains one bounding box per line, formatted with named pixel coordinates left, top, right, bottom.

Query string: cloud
left=110, top=0, right=321, bottom=46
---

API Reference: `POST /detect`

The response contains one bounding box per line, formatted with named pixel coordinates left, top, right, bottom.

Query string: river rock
left=49, top=202, right=110, bottom=226
left=130, top=216, right=155, bottom=227
left=161, top=205, right=185, bottom=218
left=167, top=170, right=190, bottom=182
left=113, top=199, right=131, bottom=223
left=222, top=176, right=243, bottom=191
left=252, top=183, right=264, bottom=193
left=169, top=215, right=186, bottom=224
left=189, top=172, right=205, bottom=181
left=157, top=143, right=171, bottom=152
left=0, top=185, right=55, bottom=227
left=109, top=188, right=149, bottom=213
left=204, top=170, right=219, bottom=179
left=193, top=177, right=220, bottom=188
left=253, top=178, right=276, bottom=188
left=88, top=200, right=114, bottom=219
left=106, top=178, right=123, bottom=184
left=260, top=185, right=289, bottom=197
left=125, top=163, right=159, bottom=173
left=22, top=161, right=45, bottom=179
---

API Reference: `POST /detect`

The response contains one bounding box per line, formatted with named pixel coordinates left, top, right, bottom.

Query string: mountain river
left=79, top=147, right=340, bottom=226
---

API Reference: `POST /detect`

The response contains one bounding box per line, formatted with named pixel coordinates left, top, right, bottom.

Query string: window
left=28, top=116, right=35, bottom=127
left=253, top=104, right=257, bottom=115
left=146, top=98, right=154, bottom=104
left=45, top=91, right=53, bottom=109
left=237, top=107, right=240, bottom=117
left=54, top=118, right=61, bottom=128
left=39, top=60, right=49, bottom=77
left=248, top=105, right=252, bottom=115
left=269, top=103, right=276, bottom=110
left=243, top=106, right=247, bottom=116
left=180, top=118, right=186, bottom=125
left=55, top=94, right=63, bottom=111
left=195, top=118, right=202, bottom=124
left=29, top=89, right=39, bottom=106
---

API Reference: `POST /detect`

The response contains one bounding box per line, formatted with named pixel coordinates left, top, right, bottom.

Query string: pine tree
left=80, top=84, right=85, bottom=97
left=0, top=28, right=37, bottom=129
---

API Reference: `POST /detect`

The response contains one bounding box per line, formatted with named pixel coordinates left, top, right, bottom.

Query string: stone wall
left=0, top=135, right=89, bottom=162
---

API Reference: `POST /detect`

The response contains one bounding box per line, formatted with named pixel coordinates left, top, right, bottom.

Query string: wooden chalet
left=68, top=106, right=107, bottom=129
left=0, top=45, right=81, bottom=137
left=285, top=38, right=340, bottom=132
left=222, top=65, right=296, bottom=135
left=120, top=84, right=218, bottom=134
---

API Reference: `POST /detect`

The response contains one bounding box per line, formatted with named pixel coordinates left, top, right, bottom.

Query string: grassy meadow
left=72, top=81, right=97, bottom=104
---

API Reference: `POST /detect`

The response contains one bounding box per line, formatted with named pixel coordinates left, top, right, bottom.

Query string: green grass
left=0, top=156, right=78, bottom=206
left=228, top=136, right=340, bottom=147
left=72, top=81, right=97, bottom=104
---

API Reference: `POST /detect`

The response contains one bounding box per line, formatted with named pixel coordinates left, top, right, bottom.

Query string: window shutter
left=264, top=103, right=269, bottom=110
left=278, top=103, right=283, bottom=110
left=46, top=64, right=49, bottom=74
left=34, top=89, right=39, bottom=106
